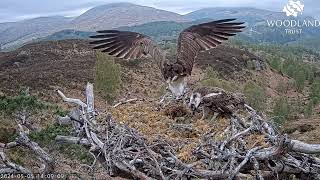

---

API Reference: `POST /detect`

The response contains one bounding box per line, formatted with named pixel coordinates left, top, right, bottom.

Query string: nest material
left=51, top=83, right=320, bottom=180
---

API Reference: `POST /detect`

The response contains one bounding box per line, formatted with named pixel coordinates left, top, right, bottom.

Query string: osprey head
left=166, top=76, right=187, bottom=98
left=163, top=62, right=187, bottom=98
left=188, top=92, right=202, bottom=111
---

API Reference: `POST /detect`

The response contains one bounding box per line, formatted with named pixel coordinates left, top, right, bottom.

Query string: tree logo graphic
left=283, top=0, right=304, bottom=17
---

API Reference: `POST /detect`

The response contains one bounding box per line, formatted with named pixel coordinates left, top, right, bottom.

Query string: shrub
left=304, top=78, right=320, bottom=117
left=310, top=79, right=320, bottom=106
left=304, top=101, right=314, bottom=118
left=95, top=52, right=122, bottom=103
left=268, top=56, right=282, bottom=72
left=201, top=66, right=237, bottom=92
left=0, top=89, right=47, bottom=115
left=272, top=97, right=291, bottom=125
left=294, top=69, right=306, bottom=93
left=243, top=81, right=267, bottom=112
left=276, top=81, right=289, bottom=94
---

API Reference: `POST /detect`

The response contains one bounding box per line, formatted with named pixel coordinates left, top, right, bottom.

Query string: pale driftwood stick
left=113, top=98, right=139, bottom=108
left=55, top=136, right=90, bottom=146
left=220, top=127, right=253, bottom=151
left=57, top=116, right=72, bottom=125
left=143, top=143, right=166, bottom=180
left=0, top=142, right=18, bottom=149
left=90, top=132, right=104, bottom=150
left=251, top=157, right=264, bottom=180
left=69, top=108, right=81, bottom=122
left=230, top=147, right=261, bottom=179
left=291, top=140, right=320, bottom=154
left=86, top=82, right=96, bottom=124
left=86, top=83, right=94, bottom=114
left=56, top=90, right=87, bottom=108
left=112, top=160, right=154, bottom=180
left=170, top=123, right=194, bottom=132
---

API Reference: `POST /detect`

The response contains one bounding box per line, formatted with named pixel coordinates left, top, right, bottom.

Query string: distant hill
left=68, top=3, right=190, bottom=31
left=41, top=19, right=209, bottom=42
left=0, top=22, right=15, bottom=32
left=44, top=29, right=95, bottom=41
left=0, top=3, right=190, bottom=51
left=0, top=16, right=72, bottom=50
left=185, top=7, right=274, bottom=24
left=41, top=16, right=320, bottom=53
left=1, top=5, right=320, bottom=51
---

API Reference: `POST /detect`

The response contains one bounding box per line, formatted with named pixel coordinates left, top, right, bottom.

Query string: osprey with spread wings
left=90, top=19, right=245, bottom=97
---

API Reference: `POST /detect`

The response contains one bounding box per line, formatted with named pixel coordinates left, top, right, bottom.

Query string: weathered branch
left=113, top=98, right=139, bottom=108
left=56, top=90, right=87, bottom=108
left=290, top=140, right=320, bottom=154
left=55, top=136, right=90, bottom=146
left=57, top=116, right=72, bottom=125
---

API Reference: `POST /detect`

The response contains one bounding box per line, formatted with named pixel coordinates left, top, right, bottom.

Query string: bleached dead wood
left=55, top=136, right=90, bottom=146
left=53, top=83, right=320, bottom=179
left=56, top=90, right=87, bottom=108
left=113, top=98, right=139, bottom=108
left=290, top=140, right=320, bottom=154
left=57, top=115, right=72, bottom=125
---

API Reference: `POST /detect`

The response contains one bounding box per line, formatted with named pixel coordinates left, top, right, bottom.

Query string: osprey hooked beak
left=188, top=93, right=202, bottom=112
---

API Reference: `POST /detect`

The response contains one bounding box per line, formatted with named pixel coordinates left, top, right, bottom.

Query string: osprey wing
left=177, top=19, right=245, bottom=75
left=90, top=30, right=165, bottom=68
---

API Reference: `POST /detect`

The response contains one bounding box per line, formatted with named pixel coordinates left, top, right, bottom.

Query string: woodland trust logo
left=283, top=0, right=304, bottom=17
left=266, top=0, right=320, bottom=34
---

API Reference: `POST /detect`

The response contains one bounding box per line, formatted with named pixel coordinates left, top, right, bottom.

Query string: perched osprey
left=188, top=87, right=245, bottom=120
left=90, top=19, right=245, bottom=97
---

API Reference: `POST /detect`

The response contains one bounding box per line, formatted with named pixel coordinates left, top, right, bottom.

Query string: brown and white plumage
left=90, top=19, right=245, bottom=97
left=188, top=87, right=245, bottom=119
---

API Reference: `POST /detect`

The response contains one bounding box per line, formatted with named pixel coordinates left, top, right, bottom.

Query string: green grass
left=29, top=124, right=71, bottom=145
left=57, top=144, right=93, bottom=164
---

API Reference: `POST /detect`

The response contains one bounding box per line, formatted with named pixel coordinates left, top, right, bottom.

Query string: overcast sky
left=0, top=0, right=319, bottom=23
